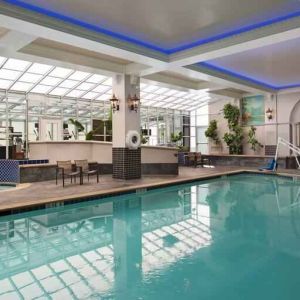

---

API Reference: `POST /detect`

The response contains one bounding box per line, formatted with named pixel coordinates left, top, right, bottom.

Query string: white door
left=40, top=118, right=63, bottom=141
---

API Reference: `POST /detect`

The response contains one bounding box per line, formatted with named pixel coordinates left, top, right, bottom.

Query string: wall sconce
left=265, top=108, right=273, bottom=120
left=110, top=94, right=120, bottom=113
left=128, top=94, right=140, bottom=112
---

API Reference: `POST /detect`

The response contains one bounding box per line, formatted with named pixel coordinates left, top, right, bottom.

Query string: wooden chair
left=187, top=152, right=196, bottom=167
left=56, top=160, right=81, bottom=187
left=75, top=160, right=99, bottom=183
left=195, top=153, right=211, bottom=168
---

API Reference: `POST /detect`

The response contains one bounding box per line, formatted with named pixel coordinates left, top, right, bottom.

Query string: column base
left=113, top=148, right=141, bottom=180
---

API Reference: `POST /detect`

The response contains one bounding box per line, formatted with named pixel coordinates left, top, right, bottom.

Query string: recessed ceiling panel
left=5, top=0, right=300, bottom=51
left=204, top=37, right=300, bottom=89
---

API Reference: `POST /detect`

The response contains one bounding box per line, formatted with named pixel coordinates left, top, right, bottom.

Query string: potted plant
left=205, top=120, right=221, bottom=152
left=140, top=131, right=149, bottom=145
left=248, top=126, right=263, bottom=153
left=222, top=104, right=244, bottom=154
left=69, top=118, right=84, bottom=139
left=171, top=131, right=187, bottom=164
left=223, top=125, right=244, bottom=155
left=171, top=131, right=183, bottom=148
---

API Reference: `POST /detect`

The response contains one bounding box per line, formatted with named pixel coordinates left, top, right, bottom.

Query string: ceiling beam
left=142, top=73, right=200, bottom=91
left=20, top=42, right=125, bottom=75
left=0, top=48, right=118, bottom=78
left=0, top=13, right=168, bottom=67
left=0, top=30, right=36, bottom=52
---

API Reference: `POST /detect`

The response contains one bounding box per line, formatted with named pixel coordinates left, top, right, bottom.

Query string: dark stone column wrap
left=113, top=148, right=141, bottom=179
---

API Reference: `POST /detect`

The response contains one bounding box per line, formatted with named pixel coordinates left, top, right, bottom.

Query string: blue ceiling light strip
left=3, top=0, right=300, bottom=55
left=167, top=10, right=300, bottom=53
left=4, top=0, right=300, bottom=91
left=199, top=62, right=300, bottom=91
left=199, top=62, right=277, bottom=90
left=2, top=0, right=168, bottom=54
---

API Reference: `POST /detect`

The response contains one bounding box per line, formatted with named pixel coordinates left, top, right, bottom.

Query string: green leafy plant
left=85, top=131, right=94, bottom=140
left=205, top=120, right=220, bottom=144
left=85, top=108, right=113, bottom=141
left=171, top=131, right=183, bottom=147
left=222, top=104, right=244, bottom=154
left=223, top=125, right=244, bottom=154
left=223, top=103, right=240, bottom=129
left=69, top=118, right=84, bottom=133
left=248, top=126, right=263, bottom=152
left=140, top=132, right=149, bottom=144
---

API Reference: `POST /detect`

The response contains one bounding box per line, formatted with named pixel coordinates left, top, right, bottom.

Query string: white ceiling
left=206, top=37, right=300, bottom=88
left=12, top=0, right=299, bottom=49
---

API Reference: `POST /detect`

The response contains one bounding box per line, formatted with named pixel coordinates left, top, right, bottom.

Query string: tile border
left=0, top=169, right=299, bottom=216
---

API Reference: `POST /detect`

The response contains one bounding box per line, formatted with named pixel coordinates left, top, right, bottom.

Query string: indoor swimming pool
left=0, top=173, right=300, bottom=299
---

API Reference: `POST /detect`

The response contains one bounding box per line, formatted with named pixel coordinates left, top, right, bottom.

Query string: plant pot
left=210, top=143, right=222, bottom=154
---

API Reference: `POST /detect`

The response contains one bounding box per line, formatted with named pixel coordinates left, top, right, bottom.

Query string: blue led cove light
left=4, top=0, right=300, bottom=55
left=199, top=62, right=300, bottom=90
left=5, top=0, right=300, bottom=90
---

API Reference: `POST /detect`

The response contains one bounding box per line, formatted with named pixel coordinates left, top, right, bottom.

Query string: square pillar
left=112, top=74, right=141, bottom=179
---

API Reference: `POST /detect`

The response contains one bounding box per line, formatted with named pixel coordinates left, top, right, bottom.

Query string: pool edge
left=0, top=169, right=299, bottom=216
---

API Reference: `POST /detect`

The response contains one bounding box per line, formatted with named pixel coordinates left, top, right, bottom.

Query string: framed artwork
left=242, top=95, right=265, bottom=126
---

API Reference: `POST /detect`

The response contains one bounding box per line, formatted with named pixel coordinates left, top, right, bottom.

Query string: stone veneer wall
left=203, top=155, right=286, bottom=168
left=20, top=162, right=178, bottom=183
left=112, top=148, right=141, bottom=180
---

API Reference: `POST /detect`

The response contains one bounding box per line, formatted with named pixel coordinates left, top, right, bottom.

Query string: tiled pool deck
left=0, top=166, right=299, bottom=214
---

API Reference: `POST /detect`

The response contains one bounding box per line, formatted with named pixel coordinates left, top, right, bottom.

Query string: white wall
left=208, top=91, right=300, bottom=156
left=208, top=98, right=238, bottom=154
left=29, top=141, right=177, bottom=164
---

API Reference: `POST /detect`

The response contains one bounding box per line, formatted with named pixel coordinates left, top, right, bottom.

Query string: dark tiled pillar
left=113, top=148, right=141, bottom=179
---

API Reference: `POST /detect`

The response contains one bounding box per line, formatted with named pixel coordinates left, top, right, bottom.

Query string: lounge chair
left=259, top=159, right=277, bottom=171
left=75, top=160, right=99, bottom=183
left=56, top=160, right=81, bottom=187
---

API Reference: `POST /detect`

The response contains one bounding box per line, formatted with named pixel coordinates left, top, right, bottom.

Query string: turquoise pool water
left=0, top=184, right=15, bottom=191
left=1, top=173, right=300, bottom=299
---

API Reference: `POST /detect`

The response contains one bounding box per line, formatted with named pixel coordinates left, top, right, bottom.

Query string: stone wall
left=20, top=162, right=178, bottom=183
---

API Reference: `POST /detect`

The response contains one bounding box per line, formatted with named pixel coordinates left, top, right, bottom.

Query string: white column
left=112, top=74, right=140, bottom=148
left=112, top=74, right=141, bottom=179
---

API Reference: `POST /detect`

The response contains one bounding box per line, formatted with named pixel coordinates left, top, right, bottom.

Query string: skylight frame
left=0, top=55, right=216, bottom=112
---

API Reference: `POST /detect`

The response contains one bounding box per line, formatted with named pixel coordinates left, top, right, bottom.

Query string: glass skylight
left=40, top=76, right=62, bottom=86
left=0, top=55, right=217, bottom=111
left=87, top=74, right=107, bottom=84
left=0, top=69, right=21, bottom=80
left=49, top=87, right=69, bottom=96
left=49, top=67, right=73, bottom=78
left=0, top=79, right=13, bottom=89
left=19, top=73, right=43, bottom=83
left=10, top=82, right=33, bottom=92
left=76, top=82, right=95, bottom=91
left=27, top=63, right=53, bottom=75
left=30, top=84, right=51, bottom=94
left=59, top=79, right=79, bottom=89
left=3, top=58, right=30, bottom=71
left=68, top=70, right=90, bottom=81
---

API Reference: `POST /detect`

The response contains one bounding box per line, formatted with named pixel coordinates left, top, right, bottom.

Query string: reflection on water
left=1, top=174, right=300, bottom=299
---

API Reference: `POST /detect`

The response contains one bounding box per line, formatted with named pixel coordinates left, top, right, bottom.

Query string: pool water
left=1, top=173, right=300, bottom=299
left=0, top=184, right=15, bottom=191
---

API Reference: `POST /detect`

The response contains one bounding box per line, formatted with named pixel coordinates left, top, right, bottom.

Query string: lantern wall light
left=128, top=94, right=140, bottom=112
left=265, top=108, right=273, bottom=120
left=110, top=94, right=120, bottom=113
